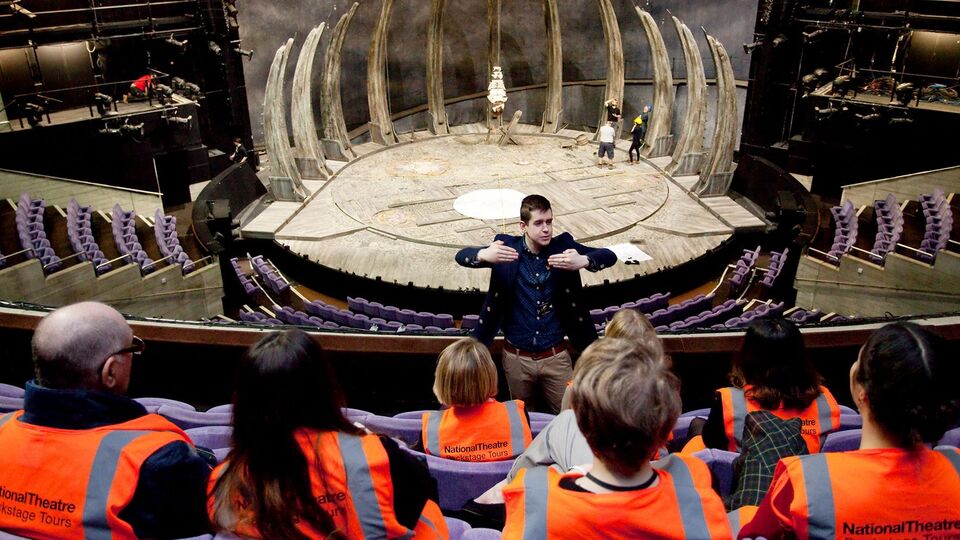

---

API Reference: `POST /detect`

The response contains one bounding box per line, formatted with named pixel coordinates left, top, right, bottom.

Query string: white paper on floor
left=607, top=243, right=653, bottom=263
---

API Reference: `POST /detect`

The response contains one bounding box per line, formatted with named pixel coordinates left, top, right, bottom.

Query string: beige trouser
left=501, top=348, right=573, bottom=414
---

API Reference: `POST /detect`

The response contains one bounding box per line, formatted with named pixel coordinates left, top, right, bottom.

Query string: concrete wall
left=0, top=259, right=225, bottom=320
left=0, top=168, right=163, bottom=218
left=238, top=0, right=759, bottom=143
left=841, top=166, right=960, bottom=209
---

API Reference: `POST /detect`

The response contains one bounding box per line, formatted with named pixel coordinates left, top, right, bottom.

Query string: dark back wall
left=238, top=0, right=759, bottom=144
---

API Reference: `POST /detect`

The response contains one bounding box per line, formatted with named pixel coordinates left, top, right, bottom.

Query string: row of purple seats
left=869, top=195, right=903, bottom=264
left=348, top=297, right=456, bottom=329
left=229, top=257, right=258, bottom=296
left=728, top=247, right=760, bottom=292
left=67, top=198, right=111, bottom=274
left=111, top=203, right=156, bottom=274
left=668, top=299, right=744, bottom=330
left=720, top=301, right=785, bottom=329
left=788, top=308, right=823, bottom=324
left=759, top=248, right=789, bottom=288
left=16, top=193, right=62, bottom=272
left=589, top=292, right=671, bottom=326
left=250, top=254, right=290, bottom=296
left=917, top=191, right=953, bottom=263
left=154, top=209, right=196, bottom=274
left=829, top=201, right=858, bottom=261
left=237, top=310, right=285, bottom=326
left=648, top=293, right=714, bottom=327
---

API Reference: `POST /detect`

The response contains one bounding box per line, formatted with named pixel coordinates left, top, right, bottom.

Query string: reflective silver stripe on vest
left=504, top=401, right=526, bottom=456
left=936, top=448, right=960, bottom=477
left=727, top=508, right=741, bottom=537
left=814, top=392, right=834, bottom=447
left=0, top=413, right=15, bottom=429
left=729, top=388, right=747, bottom=449
left=425, top=411, right=442, bottom=456
left=658, top=456, right=711, bottom=539
left=83, top=430, right=153, bottom=540
left=338, top=432, right=389, bottom=539
left=521, top=466, right=549, bottom=539
left=418, top=513, right=438, bottom=536
left=800, top=455, right=836, bottom=540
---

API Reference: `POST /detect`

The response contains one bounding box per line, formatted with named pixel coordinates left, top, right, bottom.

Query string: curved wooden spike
left=635, top=7, right=674, bottom=157
left=594, top=0, right=624, bottom=138
left=666, top=16, right=707, bottom=174
left=264, top=39, right=307, bottom=199
left=291, top=23, right=330, bottom=178
left=696, top=34, right=738, bottom=196
left=321, top=2, right=359, bottom=160
left=426, top=0, right=449, bottom=135
left=367, top=0, right=398, bottom=146
left=540, top=0, right=562, bottom=133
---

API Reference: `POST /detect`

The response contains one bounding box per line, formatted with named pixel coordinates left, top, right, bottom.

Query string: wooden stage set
left=240, top=124, right=766, bottom=292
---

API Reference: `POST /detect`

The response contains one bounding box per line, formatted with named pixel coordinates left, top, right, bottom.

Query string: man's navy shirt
left=503, top=242, right=564, bottom=351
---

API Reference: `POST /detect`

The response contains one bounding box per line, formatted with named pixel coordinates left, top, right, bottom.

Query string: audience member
left=422, top=338, right=532, bottom=462
left=0, top=302, right=213, bottom=538
left=502, top=338, right=732, bottom=538
left=739, top=322, right=960, bottom=538
left=208, top=329, right=448, bottom=539
left=686, top=319, right=840, bottom=453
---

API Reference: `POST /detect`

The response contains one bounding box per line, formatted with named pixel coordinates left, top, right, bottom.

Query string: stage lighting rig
left=895, top=83, right=915, bottom=106
left=832, top=75, right=853, bottom=98
left=170, top=77, right=201, bottom=99
left=235, top=48, right=254, bottom=61
left=153, top=84, right=174, bottom=105
left=743, top=39, right=763, bottom=54
left=208, top=41, right=222, bottom=56
left=120, top=122, right=144, bottom=138
left=165, top=35, right=188, bottom=52
left=9, top=1, right=36, bottom=19
left=772, top=34, right=787, bottom=48
left=803, top=28, right=827, bottom=44
left=163, top=113, right=192, bottom=128
left=889, top=116, right=914, bottom=126
left=814, top=105, right=846, bottom=122
left=93, top=93, right=114, bottom=116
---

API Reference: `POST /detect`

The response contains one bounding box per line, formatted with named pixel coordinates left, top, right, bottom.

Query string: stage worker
left=455, top=194, right=616, bottom=413
left=124, top=74, right=154, bottom=102
left=598, top=121, right=616, bottom=169
left=501, top=338, right=732, bottom=539
left=229, top=137, right=248, bottom=165
left=604, top=97, right=622, bottom=125
left=738, top=322, right=960, bottom=539
left=0, top=302, right=214, bottom=539
left=422, top=337, right=532, bottom=462
left=628, top=106, right=649, bottom=164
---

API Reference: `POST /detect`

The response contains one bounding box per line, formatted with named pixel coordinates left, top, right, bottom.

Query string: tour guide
left=456, top=194, right=616, bottom=413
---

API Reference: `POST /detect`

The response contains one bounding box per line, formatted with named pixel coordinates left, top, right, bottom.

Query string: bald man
left=0, top=302, right=213, bottom=539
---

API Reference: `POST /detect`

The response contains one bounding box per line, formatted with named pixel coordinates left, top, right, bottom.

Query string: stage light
left=814, top=106, right=845, bottom=122
left=153, top=84, right=174, bottom=105
left=170, top=77, right=201, bottom=99
left=119, top=122, right=144, bottom=138
left=165, top=35, right=188, bottom=51
left=743, top=40, right=763, bottom=54
left=889, top=116, right=914, bottom=126
left=772, top=34, right=787, bottom=47
left=23, top=102, right=44, bottom=128
left=93, top=92, right=113, bottom=116
left=234, top=48, right=254, bottom=61
left=803, top=28, right=827, bottom=43
left=895, top=83, right=915, bottom=106
left=208, top=41, right=222, bottom=56
left=9, top=1, right=36, bottom=19
left=832, top=75, right=852, bottom=98
left=165, top=115, right=192, bottom=127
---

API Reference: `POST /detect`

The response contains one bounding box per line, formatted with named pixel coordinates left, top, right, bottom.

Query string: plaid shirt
left=725, top=410, right=808, bottom=510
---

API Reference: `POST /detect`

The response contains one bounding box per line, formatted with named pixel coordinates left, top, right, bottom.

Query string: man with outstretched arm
left=456, top=195, right=616, bottom=413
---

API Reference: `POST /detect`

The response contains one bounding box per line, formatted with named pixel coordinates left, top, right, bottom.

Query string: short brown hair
left=604, top=309, right=663, bottom=356
left=433, top=338, right=498, bottom=406
left=519, top=195, right=551, bottom=223
left=570, top=338, right=681, bottom=475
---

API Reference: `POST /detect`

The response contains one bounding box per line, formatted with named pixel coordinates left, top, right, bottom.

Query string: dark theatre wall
left=238, top=0, right=758, bottom=144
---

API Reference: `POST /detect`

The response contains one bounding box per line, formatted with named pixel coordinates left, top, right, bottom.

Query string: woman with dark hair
left=687, top=318, right=840, bottom=453
left=208, top=329, right=447, bottom=539
left=740, top=322, right=960, bottom=538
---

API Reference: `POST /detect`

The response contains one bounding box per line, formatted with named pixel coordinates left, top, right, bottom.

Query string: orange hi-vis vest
left=422, top=400, right=532, bottom=462
left=751, top=447, right=960, bottom=539
left=0, top=410, right=191, bottom=540
left=719, top=385, right=840, bottom=453
left=502, top=454, right=733, bottom=539
left=209, top=430, right=448, bottom=539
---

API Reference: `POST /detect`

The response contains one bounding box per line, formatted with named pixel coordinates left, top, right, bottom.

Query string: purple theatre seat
left=156, top=406, right=232, bottom=430
left=692, top=448, right=739, bottom=497
left=399, top=446, right=514, bottom=511
left=589, top=308, right=605, bottom=325
left=461, top=314, right=479, bottom=330
left=823, top=429, right=862, bottom=452
left=839, top=414, right=863, bottom=431
left=343, top=407, right=374, bottom=420
left=135, top=397, right=196, bottom=411
left=938, top=428, right=960, bottom=448
left=446, top=517, right=472, bottom=540
left=433, top=313, right=454, bottom=328
left=185, top=425, right=232, bottom=452
left=0, top=530, right=33, bottom=539
left=380, top=305, right=400, bottom=322
left=397, top=308, right=417, bottom=325
left=347, top=296, right=365, bottom=312
left=404, top=324, right=423, bottom=331
left=415, top=311, right=434, bottom=327
left=383, top=321, right=403, bottom=331
left=670, top=416, right=698, bottom=448
left=394, top=410, right=432, bottom=420
left=680, top=408, right=710, bottom=418
left=462, top=529, right=502, bottom=540
left=359, top=415, right=422, bottom=447
left=207, top=404, right=233, bottom=414
left=0, top=396, right=24, bottom=413
left=364, top=301, right=383, bottom=317
left=529, top=412, right=556, bottom=423
left=0, top=383, right=25, bottom=398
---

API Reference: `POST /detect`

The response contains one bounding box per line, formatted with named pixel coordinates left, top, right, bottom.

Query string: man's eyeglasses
left=111, top=336, right=145, bottom=357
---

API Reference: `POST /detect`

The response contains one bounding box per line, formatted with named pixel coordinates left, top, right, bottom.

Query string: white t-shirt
left=599, top=124, right=616, bottom=143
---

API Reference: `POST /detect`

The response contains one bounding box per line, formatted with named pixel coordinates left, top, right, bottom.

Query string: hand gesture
left=478, top=240, right=518, bottom=265
left=547, top=249, right=589, bottom=271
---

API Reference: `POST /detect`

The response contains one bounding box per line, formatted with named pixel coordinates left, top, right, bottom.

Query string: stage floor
left=244, top=126, right=765, bottom=292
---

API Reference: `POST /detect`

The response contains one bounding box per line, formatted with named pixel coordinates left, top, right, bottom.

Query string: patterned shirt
left=503, top=243, right=563, bottom=351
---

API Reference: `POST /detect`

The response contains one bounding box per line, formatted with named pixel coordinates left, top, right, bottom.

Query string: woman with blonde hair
left=421, top=337, right=532, bottom=462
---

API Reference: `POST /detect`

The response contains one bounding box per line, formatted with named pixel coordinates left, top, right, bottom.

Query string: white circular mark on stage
left=389, top=158, right=448, bottom=176
left=454, top=189, right=526, bottom=220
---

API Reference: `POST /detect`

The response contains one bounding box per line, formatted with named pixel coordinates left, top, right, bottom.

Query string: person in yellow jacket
left=208, top=329, right=448, bottom=539
left=502, top=337, right=732, bottom=539
left=422, top=338, right=532, bottom=462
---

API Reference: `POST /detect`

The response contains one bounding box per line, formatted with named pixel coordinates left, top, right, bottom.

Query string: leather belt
left=503, top=342, right=567, bottom=360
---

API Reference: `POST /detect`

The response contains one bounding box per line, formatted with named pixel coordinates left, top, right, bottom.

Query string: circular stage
left=252, top=127, right=745, bottom=292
